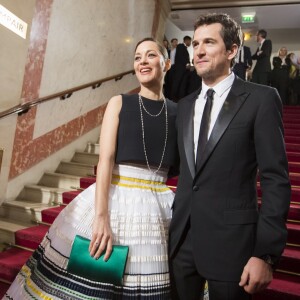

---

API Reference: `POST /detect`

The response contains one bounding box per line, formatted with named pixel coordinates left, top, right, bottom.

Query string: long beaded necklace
left=138, top=94, right=168, bottom=174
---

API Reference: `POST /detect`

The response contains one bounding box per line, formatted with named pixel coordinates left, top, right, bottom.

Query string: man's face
left=185, top=39, right=191, bottom=47
left=192, top=23, right=237, bottom=86
left=171, top=39, right=178, bottom=48
left=256, top=32, right=262, bottom=43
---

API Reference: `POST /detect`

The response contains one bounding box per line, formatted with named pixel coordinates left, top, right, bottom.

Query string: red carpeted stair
left=41, top=206, right=65, bottom=224
left=253, top=106, right=300, bottom=299
left=0, top=248, right=32, bottom=282
left=62, top=190, right=81, bottom=204
left=15, top=225, right=49, bottom=249
left=80, top=176, right=96, bottom=189
left=254, top=273, right=300, bottom=300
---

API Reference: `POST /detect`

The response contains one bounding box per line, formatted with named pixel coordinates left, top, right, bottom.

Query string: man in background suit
left=169, top=13, right=290, bottom=300
left=233, top=33, right=252, bottom=80
left=167, top=36, right=192, bottom=102
left=251, top=29, right=272, bottom=85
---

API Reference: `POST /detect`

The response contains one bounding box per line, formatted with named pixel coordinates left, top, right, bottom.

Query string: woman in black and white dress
left=4, top=38, right=178, bottom=300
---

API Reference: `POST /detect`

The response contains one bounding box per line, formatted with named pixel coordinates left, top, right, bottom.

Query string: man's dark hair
left=257, top=29, right=267, bottom=39
left=135, top=37, right=168, bottom=60
left=194, top=13, right=242, bottom=67
left=183, top=36, right=192, bottom=42
left=171, top=38, right=178, bottom=43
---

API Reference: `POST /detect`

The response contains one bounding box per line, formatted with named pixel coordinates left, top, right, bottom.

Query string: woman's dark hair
left=135, top=37, right=168, bottom=60
left=194, top=13, right=242, bottom=67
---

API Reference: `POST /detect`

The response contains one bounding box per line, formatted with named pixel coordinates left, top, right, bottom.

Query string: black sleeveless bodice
left=115, top=94, right=178, bottom=168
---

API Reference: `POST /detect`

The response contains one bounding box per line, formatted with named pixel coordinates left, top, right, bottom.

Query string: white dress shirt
left=193, top=72, right=235, bottom=160
left=170, top=48, right=176, bottom=65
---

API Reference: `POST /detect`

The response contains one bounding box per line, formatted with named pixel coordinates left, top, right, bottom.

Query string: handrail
left=0, top=69, right=135, bottom=120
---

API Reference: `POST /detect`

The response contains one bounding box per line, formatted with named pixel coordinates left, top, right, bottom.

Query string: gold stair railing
left=0, top=69, right=135, bottom=120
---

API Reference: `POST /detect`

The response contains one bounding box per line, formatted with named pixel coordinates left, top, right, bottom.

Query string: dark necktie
left=196, top=88, right=215, bottom=169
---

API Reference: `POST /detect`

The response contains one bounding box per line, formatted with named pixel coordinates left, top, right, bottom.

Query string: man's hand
left=239, top=257, right=273, bottom=294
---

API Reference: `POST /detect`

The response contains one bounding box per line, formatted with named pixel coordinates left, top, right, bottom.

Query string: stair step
left=38, top=172, right=82, bottom=189
left=289, top=173, right=300, bottom=186
left=19, top=184, right=69, bottom=204
left=0, top=200, right=52, bottom=223
left=0, top=219, right=29, bottom=245
left=286, top=144, right=300, bottom=152
left=285, top=129, right=300, bottom=137
left=0, top=248, right=32, bottom=282
left=85, top=142, right=99, bottom=154
left=289, top=204, right=300, bottom=221
left=287, top=223, right=300, bottom=245
left=279, top=246, right=300, bottom=274
left=289, top=162, right=300, bottom=173
left=41, top=206, right=64, bottom=224
left=257, top=186, right=300, bottom=204
left=166, top=176, right=178, bottom=187
left=15, top=225, right=48, bottom=250
left=286, top=136, right=300, bottom=144
left=56, top=161, right=96, bottom=177
left=80, top=177, right=96, bottom=189
left=285, top=123, right=300, bottom=130
left=62, top=190, right=81, bottom=205
left=288, top=152, right=300, bottom=163
left=253, top=273, right=300, bottom=300
left=72, top=151, right=99, bottom=165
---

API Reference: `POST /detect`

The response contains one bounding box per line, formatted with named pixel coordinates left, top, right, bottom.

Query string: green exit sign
left=242, top=15, right=255, bottom=23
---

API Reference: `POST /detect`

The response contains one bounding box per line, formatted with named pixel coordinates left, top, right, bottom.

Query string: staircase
left=1, top=107, right=300, bottom=299
left=0, top=141, right=99, bottom=298
left=252, top=106, right=300, bottom=299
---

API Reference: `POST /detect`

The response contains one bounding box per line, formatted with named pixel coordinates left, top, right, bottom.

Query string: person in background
left=287, top=52, right=300, bottom=104
left=165, top=36, right=192, bottom=102
left=4, top=38, right=178, bottom=299
left=251, top=29, right=272, bottom=85
left=270, top=47, right=290, bottom=105
left=169, top=13, right=290, bottom=300
left=163, top=38, right=171, bottom=58
left=233, top=33, right=252, bottom=80
left=170, top=38, right=179, bottom=65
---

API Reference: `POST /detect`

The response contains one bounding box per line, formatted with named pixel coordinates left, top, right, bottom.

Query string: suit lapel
left=195, top=78, right=249, bottom=175
left=183, top=89, right=200, bottom=178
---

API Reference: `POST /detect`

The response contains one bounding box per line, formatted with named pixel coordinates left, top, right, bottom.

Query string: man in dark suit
left=167, top=36, right=191, bottom=102
left=169, top=13, right=291, bottom=300
left=251, top=29, right=272, bottom=85
left=233, top=33, right=252, bottom=80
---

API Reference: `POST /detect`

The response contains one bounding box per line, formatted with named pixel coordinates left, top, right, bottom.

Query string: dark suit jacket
left=233, top=46, right=252, bottom=80
left=252, top=39, right=272, bottom=73
left=169, top=76, right=291, bottom=281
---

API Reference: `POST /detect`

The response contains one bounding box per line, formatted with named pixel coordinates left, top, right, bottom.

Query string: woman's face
left=134, top=41, right=168, bottom=87
left=279, top=47, right=287, bottom=56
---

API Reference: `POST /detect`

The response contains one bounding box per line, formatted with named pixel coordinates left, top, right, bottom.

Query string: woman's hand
left=89, top=214, right=113, bottom=261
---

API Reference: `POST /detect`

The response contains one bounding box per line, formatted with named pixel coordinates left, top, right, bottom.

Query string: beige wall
left=0, top=0, right=35, bottom=110
left=0, top=0, right=36, bottom=201
left=0, top=0, right=171, bottom=203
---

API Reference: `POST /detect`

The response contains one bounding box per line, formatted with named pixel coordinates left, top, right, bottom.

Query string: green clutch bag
left=67, top=235, right=129, bottom=285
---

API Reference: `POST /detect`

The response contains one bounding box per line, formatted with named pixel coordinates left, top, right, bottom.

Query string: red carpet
left=0, top=282, right=10, bottom=299
left=80, top=176, right=96, bottom=189
left=286, top=223, right=300, bottom=245
left=62, top=190, right=80, bottom=204
left=15, top=225, right=48, bottom=249
left=254, top=273, right=300, bottom=300
left=41, top=206, right=64, bottom=223
left=0, top=248, right=32, bottom=282
left=279, top=247, right=300, bottom=274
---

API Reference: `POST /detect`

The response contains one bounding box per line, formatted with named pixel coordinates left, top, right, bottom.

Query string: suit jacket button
left=193, top=185, right=199, bottom=191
